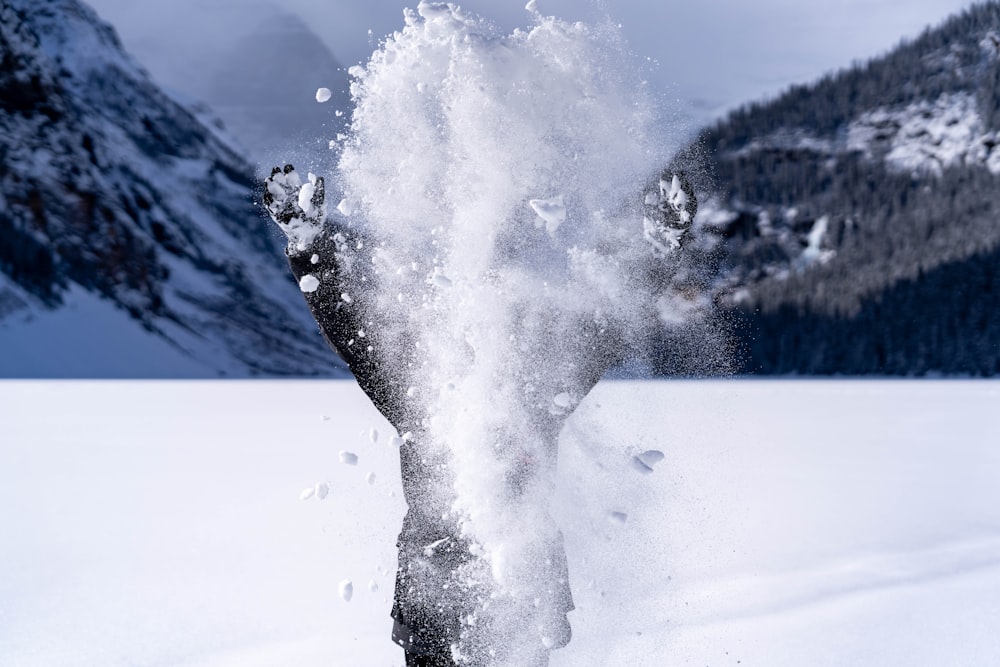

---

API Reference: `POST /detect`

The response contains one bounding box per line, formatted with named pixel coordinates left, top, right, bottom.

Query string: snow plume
left=328, top=2, right=695, bottom=663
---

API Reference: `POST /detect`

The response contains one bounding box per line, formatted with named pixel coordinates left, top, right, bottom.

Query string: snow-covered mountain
left=0, top=0, right=344, bottom=377
left=689, top=2, right=1000, bottom=375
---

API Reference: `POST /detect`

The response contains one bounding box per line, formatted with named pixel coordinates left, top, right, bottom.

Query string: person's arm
left=263, top=165, right=412, bottom=425
left=263, top=165, right=355, bottom=361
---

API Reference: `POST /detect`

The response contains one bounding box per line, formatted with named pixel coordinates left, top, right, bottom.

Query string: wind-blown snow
left=2, top=380, right=998, bottom=667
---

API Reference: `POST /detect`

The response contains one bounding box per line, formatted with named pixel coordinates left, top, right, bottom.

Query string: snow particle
left=299, top=487, right=316, bottom=501
left=366, top=472, right=377, bottom=485
left=552, top=392, right=573, bottom=408
left=529, top=196, right=567, bottom=235
left=310, top=254, right=320, bottom=265
left=339, top=580, right=354, bottom=602
left=369, top=427, right=379, bottom=444
left=315, top=87, right=332, bottom=103
left=368, top=579, right=379, bottom=593
left=632, top=449, right=665, bottom=475
left=299, top=274, right=320, bottom=293
left=340, top=451, right=359, bottom=466
left=297, top=180, right=315, bottom=214
left=608, top=511, right=628, bottom=525
left=315, top=482, right=329, bottom=500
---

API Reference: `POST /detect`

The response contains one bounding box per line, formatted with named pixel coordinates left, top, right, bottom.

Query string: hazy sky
left=278, top=0, right=980, bottom=116
left=88, top=0, right=979, bottom=126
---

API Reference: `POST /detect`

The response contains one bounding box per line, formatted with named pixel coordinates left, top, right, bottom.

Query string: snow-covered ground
left=2, top=379, right=998, bottom=666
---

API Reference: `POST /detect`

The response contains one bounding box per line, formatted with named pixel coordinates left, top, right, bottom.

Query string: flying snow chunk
left=663, top=174, right=691, bottom=223
left=552, top=392, right=573, bottom=408
left=299, top=274, right=320, bottom=293
left=525, top=0, right=539, bottom=12
left=337, top=199, right=354, bottom=216
left=340, top=451, right=359, bottom=465
left=433, top=274, right=453, bottom=288
left=609, top=511, right=628, bottom=525
left=631, top=449, right=665, bottom=474
left=366, top=472, right=377, bottom=485
left=315, top=87, right=332, bottom=103
left=315, top=482, right=329, bottom=499
left=368, top=579, right=379, bottom=593
left=636, top=449, right=664, bottom=467
left=529, top=196, right=567, bottom=235
left=299, top=487, right=316, bottom=501
left=417, top=2, right=453, bottom=20
left=298, top=180, right=315, bottom=215
left=369, top=427, right=379, bottom=444
left=339, top=580, right=353, bottom=602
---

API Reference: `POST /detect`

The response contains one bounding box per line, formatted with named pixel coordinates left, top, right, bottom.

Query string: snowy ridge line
left=671, top=534, right=1000, bottom=627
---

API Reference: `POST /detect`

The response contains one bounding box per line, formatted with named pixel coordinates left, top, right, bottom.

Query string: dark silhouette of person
left=263, top=164, right=696, bottom=666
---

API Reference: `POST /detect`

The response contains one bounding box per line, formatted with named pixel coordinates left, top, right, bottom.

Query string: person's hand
left=642, top=171, right=697, bottom=255
left=263, top=164, right=326, bottom=251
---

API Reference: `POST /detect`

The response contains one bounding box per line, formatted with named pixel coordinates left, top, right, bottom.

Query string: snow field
left=552, top=379, right=1000, bottom=667
left=0, top=380, right=406, bottom=667
left=2, top=379, right=999, bottom=666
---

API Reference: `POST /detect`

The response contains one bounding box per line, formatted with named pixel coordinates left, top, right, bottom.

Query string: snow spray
left=319, top=2, right=703, bottom=664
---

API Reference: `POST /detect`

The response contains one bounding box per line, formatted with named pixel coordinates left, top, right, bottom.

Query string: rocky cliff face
left=0, top=0, right=343, bottom=376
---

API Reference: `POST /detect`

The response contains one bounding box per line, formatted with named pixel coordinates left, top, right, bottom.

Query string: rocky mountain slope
left=690, top=1, right=1000, bottom=375
left=0, top=0, right=343, bottom=377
